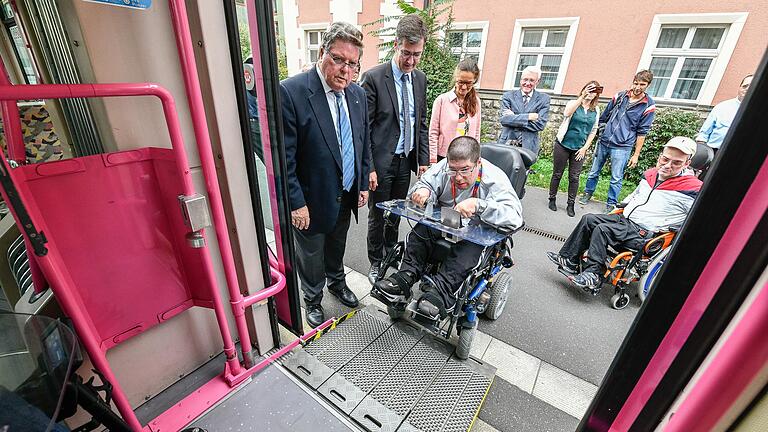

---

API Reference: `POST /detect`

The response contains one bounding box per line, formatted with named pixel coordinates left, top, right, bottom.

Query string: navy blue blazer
left=498, top=89, right=550, bottom=154
left=280, top=69, right=371, bottom=234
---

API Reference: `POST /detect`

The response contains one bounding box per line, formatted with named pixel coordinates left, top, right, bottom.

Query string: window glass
left=522, top=29, right=543, bottom=47
left=657, top=27, right=687, bottom=49
left=690, top=27, right=725, bottom=49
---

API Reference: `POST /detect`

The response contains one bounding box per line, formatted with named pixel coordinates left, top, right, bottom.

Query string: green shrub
left=538, top=126, right=556, bottom=159
left=623, top=108, right=702, bottom=184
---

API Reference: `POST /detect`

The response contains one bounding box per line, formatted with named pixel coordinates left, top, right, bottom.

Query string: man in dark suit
left=361, top=14, right=430, bottom=284
left=280, top=22, right=370, bottom=327
left=499, top=66, right=551, bottom=155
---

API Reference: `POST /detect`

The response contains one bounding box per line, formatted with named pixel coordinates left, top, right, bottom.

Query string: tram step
left=279, top=305, right=495, bottom=432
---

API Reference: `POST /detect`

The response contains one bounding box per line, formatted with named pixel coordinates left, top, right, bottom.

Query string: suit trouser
left=558, top=213, right=648, bottom=274
left=293, top=193, right=354, bottom=306
left=367, top=154, right=412, bottom=265
left=400, top=224, right=485, bottom=309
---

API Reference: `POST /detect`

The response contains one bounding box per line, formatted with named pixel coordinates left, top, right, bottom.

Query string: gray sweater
left=408, top=158, right=523, bottom=229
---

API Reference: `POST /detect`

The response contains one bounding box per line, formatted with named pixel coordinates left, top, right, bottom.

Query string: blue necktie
left=334, top=91, right=355, bottom=191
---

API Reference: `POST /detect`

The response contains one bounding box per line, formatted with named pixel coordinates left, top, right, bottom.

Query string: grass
left=527, top=157, right=636, bottom=203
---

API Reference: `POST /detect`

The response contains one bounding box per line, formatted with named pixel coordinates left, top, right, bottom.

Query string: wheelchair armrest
left=498, top=221, right=525, bottom=236
left=644, top=231, right=675, bottom=256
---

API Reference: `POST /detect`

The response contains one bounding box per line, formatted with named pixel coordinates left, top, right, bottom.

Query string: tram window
left=0, top=0, right=38, bottom=85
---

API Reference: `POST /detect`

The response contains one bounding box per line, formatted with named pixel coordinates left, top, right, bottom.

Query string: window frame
left=446, top=21, right=489, bottom=86
left=637, top=13, right=748, bottom=105
left=503, top=17, right=579, bottom=93
left=299, top=23, right=328, bottom=70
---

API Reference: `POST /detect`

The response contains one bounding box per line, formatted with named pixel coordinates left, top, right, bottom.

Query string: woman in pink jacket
left=428, top=59, right=482, bottom=163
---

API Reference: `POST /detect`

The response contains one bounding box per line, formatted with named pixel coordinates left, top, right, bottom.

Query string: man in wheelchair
left=372, top=136, right=523, bottom=318
left=548, top=136, right=703, bottom=292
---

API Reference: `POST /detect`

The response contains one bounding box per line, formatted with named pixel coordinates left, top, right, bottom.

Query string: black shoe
left=605, top=204, right=617, bottom=214
left=372, top=271, right=414, bottom=304
left=416, top=288, right=449, bottom=319
left=368, top=263, right=380, bottom=285
left=547, top=251, right=579, bottom=274
left=306, top=304, right=325, bottom=328
left=569, top=271, right=601, bottom=295
left=566, top=204, right=575, bottom=217
left=578, top=193, right=592, bottom=205
left=548, top=199, right=557, bottom=211
left=328, top=285, right=359, bottom=308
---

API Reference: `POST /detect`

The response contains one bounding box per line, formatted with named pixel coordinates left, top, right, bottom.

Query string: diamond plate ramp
left=318, top=322, right=422, bottom=414
left=350, top=337, right=453, bottom=432
left=281, top=306, right=391, bottom=389
left=399, top=357, right=495, bottom=432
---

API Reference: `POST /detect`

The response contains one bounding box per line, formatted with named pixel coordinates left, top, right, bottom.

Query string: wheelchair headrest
left=689, top=143, right=714, bottom=171
left=481, top=142, right=535, bottom=197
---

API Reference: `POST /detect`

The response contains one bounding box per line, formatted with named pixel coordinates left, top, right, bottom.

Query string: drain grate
left=522, top=225, right=568, bottom=242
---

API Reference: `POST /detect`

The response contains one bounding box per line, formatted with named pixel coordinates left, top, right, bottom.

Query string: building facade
left=281, top=0, right=767, bottom=107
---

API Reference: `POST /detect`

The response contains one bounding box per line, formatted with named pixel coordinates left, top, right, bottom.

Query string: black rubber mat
left=279, top=306, right=495, bottom=432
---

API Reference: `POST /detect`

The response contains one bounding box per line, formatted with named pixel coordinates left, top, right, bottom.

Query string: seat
left=690, top=143, right=714, bottom=172
left=481, top=142, right=537, bottom=198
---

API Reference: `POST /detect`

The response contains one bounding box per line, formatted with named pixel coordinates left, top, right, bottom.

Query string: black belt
left=394, top=152, right=409, bottom=159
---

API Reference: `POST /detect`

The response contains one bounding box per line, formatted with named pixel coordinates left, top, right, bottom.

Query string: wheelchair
left=571, top=142, right=713, bottom=310
left=574, top=213, right=676, bottom=310
left=371, top=143, right=536, bottom=360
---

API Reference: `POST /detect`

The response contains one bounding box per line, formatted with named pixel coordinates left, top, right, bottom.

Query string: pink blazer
left=428, top=91, right=482, bottom=163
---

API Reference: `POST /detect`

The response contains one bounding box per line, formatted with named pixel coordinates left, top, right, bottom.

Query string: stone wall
left=477, top=88, right=714, bottom=144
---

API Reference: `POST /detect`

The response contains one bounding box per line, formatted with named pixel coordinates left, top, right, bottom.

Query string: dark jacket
left=280, top=69, right=371, bottom=234
left=360, top=61, right=430, bottom=175
left=599, top=91, right=656, bottom=148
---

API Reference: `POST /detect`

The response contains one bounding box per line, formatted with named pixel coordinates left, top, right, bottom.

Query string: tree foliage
left=364, top=0, right=457, bottom=116
left=239, top=23, right=288, bottom=81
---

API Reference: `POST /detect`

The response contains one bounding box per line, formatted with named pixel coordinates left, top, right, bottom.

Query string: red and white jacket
left=621, top=168, right=703, bottom=232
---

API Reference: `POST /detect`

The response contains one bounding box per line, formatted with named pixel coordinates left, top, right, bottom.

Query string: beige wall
left=292, top=0, right=768, bottom=105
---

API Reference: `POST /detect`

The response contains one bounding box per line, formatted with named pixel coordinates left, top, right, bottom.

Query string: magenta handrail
left=167, top=0, right=260, bottom=370
left=664, top=282, right=768, bottom=431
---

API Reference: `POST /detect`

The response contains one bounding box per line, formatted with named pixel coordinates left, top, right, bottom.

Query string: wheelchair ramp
left=279, top=306, right=495, bottom=432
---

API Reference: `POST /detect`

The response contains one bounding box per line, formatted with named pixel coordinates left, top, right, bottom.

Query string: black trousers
left=559, top=213, right=649, bottom=274
left=549, top=140, right=585, bottom=204
left=293, top=193, right=354, bottom=306
left=400, top=224, right=484, bottom=308
left=368, top=154, right=412, bottom=265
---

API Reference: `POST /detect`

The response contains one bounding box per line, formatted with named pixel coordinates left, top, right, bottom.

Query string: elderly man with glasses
left=360, top=14, right=431, bottom=285
left=280, top=22, right=370, bottom=327
left=373, top=136, right=523, bottom=318
left=548, top=137, right=703, bottom=292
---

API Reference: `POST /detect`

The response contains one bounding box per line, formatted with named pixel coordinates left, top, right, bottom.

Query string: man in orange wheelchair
left=547, top=136, right=702, bottom=292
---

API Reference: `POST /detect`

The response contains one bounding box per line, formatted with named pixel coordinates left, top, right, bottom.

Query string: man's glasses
left=444, top=164, right=476, bottom=177
left=326, top=52, right=360, bottom=71
left=399, top=48, right=423, bottom=60
left=658, top=154, right=688, bottom=168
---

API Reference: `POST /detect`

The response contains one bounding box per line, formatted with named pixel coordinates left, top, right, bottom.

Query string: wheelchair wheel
left=611, top=292, right=630, bottom=310
left=456, top=326, right=475, bottom=360
left=484, top=272, right=511, bottom=320
left=638, top=247, right=670, bottom=302
left=386, top=304, right=406, bottom=320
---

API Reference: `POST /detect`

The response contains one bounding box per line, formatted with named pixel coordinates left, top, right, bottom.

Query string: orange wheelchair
left=581, top=208, right=676, bottom=309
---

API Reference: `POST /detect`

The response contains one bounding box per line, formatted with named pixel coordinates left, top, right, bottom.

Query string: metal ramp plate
left=279, top=305, right=496, bottom=432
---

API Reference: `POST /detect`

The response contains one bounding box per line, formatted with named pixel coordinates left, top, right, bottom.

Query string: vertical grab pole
left=0, top=61, right=28, bottom=164
left=167, top=0, right=256, bottom=368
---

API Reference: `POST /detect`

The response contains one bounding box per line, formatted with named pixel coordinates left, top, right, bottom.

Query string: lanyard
left=451, top=161, right=483, bottom=206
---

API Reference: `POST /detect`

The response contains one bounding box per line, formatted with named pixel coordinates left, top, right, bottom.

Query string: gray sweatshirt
left=408, top=158, right=523, bottom=229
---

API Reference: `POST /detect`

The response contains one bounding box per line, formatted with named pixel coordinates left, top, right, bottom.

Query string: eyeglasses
left=325, top=52, right=360, bottom=71
left=444, top=164, right=476, bottom=177
left=456, top=81, right=475, bottom=88
left=399, top=48, right=423, bottom=60
left=658, top=154, right=688, bottom=168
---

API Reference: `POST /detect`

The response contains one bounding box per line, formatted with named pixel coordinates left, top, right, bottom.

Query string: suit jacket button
left=337, top=196, right=342, bottom=202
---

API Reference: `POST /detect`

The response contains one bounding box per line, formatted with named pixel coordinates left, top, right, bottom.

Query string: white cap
left=664, top=136, right=697, bottom=156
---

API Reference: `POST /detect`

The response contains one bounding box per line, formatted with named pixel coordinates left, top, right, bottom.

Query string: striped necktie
left=334, top=91, right=355, bottom=191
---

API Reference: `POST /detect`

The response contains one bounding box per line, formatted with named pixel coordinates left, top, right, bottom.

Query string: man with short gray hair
left=361, top=14, right=431, bottom=284
left=281, top=21, right=371, bottom=327
left=499, top=65, right=551, bottom=155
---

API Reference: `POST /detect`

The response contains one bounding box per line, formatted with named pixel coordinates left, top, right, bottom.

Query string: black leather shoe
left=368, top=263, right=380, bottom=285
left=566, top=204, right=575, bottom=217
left=548, top=199, right=557, bottom=211
left=329, top=285, right=359, bottom=308
left=306, top=304, right=325, bottom=328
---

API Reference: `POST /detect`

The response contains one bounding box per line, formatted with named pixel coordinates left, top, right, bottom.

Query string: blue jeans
left=584, top=143, right=632, bottom=205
